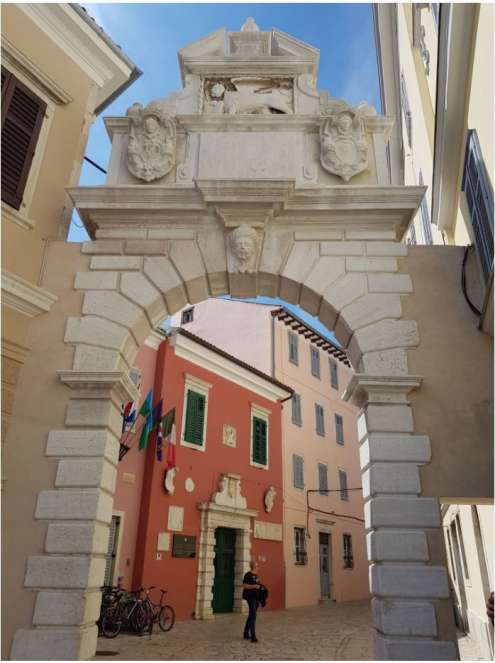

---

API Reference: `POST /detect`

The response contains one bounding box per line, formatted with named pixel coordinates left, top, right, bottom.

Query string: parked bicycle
left=141, top=586, right=175, bottom=634
left=100, top=587, right=149, bottom=638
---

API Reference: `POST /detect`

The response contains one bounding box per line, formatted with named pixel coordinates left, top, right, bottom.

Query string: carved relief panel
left=319, top=108, right=368, bottom=182
left=203, top=77, right=293, bottom=115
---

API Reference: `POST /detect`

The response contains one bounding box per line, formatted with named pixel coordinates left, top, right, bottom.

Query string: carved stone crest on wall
left=223, top=424, right=237, bottom=447
left=320, top=108, right=368, bottom=182
left=212, top=473, right=247, bottom=509
left=264, top=486, right=276, bottom=513
left=126, top=100, right=176, bottom=182
left=227, top=224, right=260, bottom=274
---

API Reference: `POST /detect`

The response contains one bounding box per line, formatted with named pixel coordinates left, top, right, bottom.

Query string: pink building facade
left=171, top=299, right=369, bottom=606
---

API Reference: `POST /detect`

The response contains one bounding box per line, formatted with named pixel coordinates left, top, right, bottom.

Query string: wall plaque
left=254, top=521, right=282, bottom=541
left=172, top=534, right=196, bottom=558
left=167, top=505, right=184, bottom=531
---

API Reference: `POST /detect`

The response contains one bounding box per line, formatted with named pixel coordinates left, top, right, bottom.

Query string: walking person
left=242, top=560, right=260, bottom=642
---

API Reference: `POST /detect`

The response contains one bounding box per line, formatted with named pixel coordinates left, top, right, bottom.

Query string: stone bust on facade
left=320, top=108, right=368, bottom=182
left=126, top=100, right=176, bottom=182
left=228, top=224, right=259, bottom=273
left=264, top=486, right=276, bottom=513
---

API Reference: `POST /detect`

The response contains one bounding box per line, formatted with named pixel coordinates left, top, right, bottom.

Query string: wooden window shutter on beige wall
left=1, top=67, right=46, bottom=210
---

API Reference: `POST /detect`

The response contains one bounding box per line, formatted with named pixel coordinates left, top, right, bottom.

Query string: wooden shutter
left=252, top=416, right=267, bottom=465
left=335, top=414, right=344, bottom=445
left=292, top=393, right=301, bottom=426
left=339, top=470, right=348, bottom=501
left=1, top=67, right=46, bottom=210
left=315, top=404, right=324, bottom=436
left=184, top=390, right=205, bottom=445
left=318, top=463, right=328, bottom=495
left=293, top=454, right=303, bottom=488
left=288, top=331, right=298, bottom=364
left=311, top=347, right=320, bottom=378
left=330, top=359, right=338, bottom=389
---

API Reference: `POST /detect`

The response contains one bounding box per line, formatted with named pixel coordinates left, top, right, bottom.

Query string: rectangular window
left=310, top=346, right=321, bottom=378
left=335, top=414, right=344, bottom=445
left=318, top=463, right=328, bottom=496
left=339, top=470, right=349, bottom=501
left=288, top=330, right=299, bottom=365
left=291, top=393, right=302, bottom=427
left=343, top=534, right=354, bottom=569
left=418, top=171, right=433, bottom=245
left=455, top=514, right=470, bottom=580
left=292, top=454, right=304, bottom=489
left=446, top=528, right=456, bottom=581
left=183, top=390, right=206, bottom=446
left=329, top=359, right=339, bottom=390
left=294, top=527, right=307, bottom=565
left=1, top=67, right=46, bottom=210
left=252, top=415, right=268, bottom=466
left=462, top=129, right=494, bottom=282
left=315, top=404, right=325, bottom=437
left=400, top=73, right=413, bottom=147
left=181, top=307, right=194, bottom=324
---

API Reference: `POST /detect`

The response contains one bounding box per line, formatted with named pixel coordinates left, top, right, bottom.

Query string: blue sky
left=70, top=3, right=381, bottom=342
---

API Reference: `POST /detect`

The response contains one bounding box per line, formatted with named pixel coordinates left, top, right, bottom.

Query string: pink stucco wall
left=170, top=298, right=276, bottom=374
left=112, top=341, right=158, bottom=589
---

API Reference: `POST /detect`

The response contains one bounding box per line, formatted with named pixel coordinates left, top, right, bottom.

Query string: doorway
left=319, top=532, right=332, bottom=598
left=212, top=527, right=236, bottom=613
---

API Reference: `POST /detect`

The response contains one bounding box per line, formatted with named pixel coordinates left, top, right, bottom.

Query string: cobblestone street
left=94, top=600, right=373, bottom=661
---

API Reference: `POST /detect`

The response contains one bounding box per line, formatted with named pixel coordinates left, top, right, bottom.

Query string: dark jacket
left=242, top=571, right=259, bottom=600
left=257, top=583, right=269, bottom=608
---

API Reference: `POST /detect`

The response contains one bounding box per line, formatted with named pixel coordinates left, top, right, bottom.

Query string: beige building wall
left=273, top=319, right=368, bottom=606
left=442, top=504, right=494, bottom=660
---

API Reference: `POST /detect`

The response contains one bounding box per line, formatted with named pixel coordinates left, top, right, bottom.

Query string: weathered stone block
left=367, top=530, right=429, bottom=562
left=11, top=624, right=98, bottom=660
left=82, top=291, right=143, bottom=330
left=360, top=434, right=431, bottom=468
left=35, top=489, right=113, bottom=523
left=360, top=348, right=409, bottom=376
left=25, top=556, right=105, bottom=589
left=324, top=273, right=368, bottom=311
left=365, top=242, right=408, bottom=257
left=354, top=319, right=419, bottom=353
left=364, top=404, right=414, bottom=433
left=55, top=459, right=117, bottom=492
left=346, top=229, right=396, bottom=240
left=124, top=240, right=167, bottom=255
left=90, top=256, right=141, bottom=271
left=74, top=272, right=119, bottom=291
left=362, top=462, right=420, bottom=497
left=120, top=272, right=166, bottom=326
left=374, top=635, right=457, bottom=661
left=82, top=240, right=122, bottom=255
left=45, top=522, right=110, bottom=554
left=372, top=597, right=437, bottom=636
left=72, top=345, right=126, bottom=372
left=320, top=241, right=364, bottom=256
left=64, top=316, right=128, bottom=352
left=33, top=590, right=101, bottom=626
left=365, top=497, right=440, bottom=529
left=347, top=257, right=398, bottom=272
left=370, top=564, right=449, bottom=599
left=65, top=399, right=122, bottom=437
left=46, top=430, right=119, bottom=463
left=341, top=293, right=402, bottom=330
left=368, top=273, right=413, bottom=293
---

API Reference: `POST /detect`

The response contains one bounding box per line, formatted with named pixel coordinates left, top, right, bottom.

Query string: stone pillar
left=195, top=510, right=215, bottom=620
left=354, top=377, right=459, bottom=660
left=233, top=528, right=251, bottom=614
left=10, top=371, right=138, bottom=661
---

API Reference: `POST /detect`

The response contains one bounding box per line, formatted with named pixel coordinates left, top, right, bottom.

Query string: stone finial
left=241, top=17, right=260, bottom=32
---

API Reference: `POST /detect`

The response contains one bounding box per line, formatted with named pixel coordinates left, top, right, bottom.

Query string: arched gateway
left=11, top=19, right=458, bottom=660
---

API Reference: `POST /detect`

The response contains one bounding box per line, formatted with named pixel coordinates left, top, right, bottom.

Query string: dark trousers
left=244, top=597, right=258, bottom=638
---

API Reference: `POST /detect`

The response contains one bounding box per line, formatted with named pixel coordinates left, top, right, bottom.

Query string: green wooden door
left=212, top=527, right=236, bottom=613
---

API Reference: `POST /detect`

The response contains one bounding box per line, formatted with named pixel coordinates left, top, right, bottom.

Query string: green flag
left=138, top=390, right=153, bottom=450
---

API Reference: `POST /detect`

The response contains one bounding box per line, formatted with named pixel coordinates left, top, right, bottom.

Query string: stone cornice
left=343, top=374, right=423, bottom=407
left=197, top=501, right=258, bottom=518
left=181, top=56, right=315, bottom=79
left=68, top=182, right=426, bottom=240
left=105, top=114, right=395, bottom=138
left=57, top=369, right=139, bottom=404
left=1, top=36, right=73, bottom=105
left=1, top=270, right=58, bottom=318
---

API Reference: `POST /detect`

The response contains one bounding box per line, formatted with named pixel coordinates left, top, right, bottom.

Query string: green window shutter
left=184, top=390, right=205, bottom=445
left=252, top=416, right=267, bottom=465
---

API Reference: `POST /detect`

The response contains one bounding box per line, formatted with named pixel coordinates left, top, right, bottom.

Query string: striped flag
left=162, top=408, right=176, bottom=469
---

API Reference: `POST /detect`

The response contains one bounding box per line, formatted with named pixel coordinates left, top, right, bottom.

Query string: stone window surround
left=250, top=402, right=270, bottom=470
left=179, top=373, right=211, bottom=452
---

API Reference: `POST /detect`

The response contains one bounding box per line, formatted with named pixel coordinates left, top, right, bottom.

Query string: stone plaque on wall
left=167, top=505, right=184, bottom=532
left=157, top=532, right=170, bottom=552
left=223, top=424, right=237, bottom=447
left=254, top=521, right=282, bottom=541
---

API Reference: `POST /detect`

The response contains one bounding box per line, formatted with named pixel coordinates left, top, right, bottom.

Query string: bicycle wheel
left=101, top=606, right=122, bottom=638
left=131, top=601, right=152, bottom=635
left=158, top=605, right=175, bottom=632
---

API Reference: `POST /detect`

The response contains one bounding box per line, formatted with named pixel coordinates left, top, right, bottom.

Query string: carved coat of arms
left=126, top=101, right=176, bottom=182
left=320, top=109, right=368, bottom=182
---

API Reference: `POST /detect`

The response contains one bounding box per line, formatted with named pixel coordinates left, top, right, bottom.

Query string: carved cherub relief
left=126, top=101, right=176, bottom=182
left=264, top=486, right=276, bottom=513
left=227, top=224, right=260, bottom=274
left=320, top=108, right=368, bottom=182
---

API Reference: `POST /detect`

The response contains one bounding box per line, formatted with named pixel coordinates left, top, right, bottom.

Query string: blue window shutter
left=315, top=404, right=325, bottom=436
left=330, top=359, right=338, bottom=389
left=292, top=393, right=302, bottom=426
left=339, top=470, right=349, bottom=501
left=335, top=414, right=344, bottom=445
left=293, top=454, right=304, bottom=488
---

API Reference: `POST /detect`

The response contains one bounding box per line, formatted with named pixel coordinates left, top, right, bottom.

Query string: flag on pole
left=162, top=408, right=176, bottom=468
left=122, top=400, right=137, bottom=433
left=156, top=419, right=164, bottom=462
left=138, top=390, right=153, bottom=450
left=151, top=399, right=163, bottom=430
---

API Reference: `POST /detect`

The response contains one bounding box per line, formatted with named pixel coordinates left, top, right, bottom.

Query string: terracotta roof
left=271, top=307, right=350, bottom=367
left=171, top=327, right=294, bottom=398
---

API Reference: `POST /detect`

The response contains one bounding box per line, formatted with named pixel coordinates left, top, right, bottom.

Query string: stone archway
left=10, top=195, right=457, bottom=659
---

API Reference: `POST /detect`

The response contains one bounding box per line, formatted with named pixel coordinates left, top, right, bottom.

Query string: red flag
left=166, top=423, right=176, bottom=469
